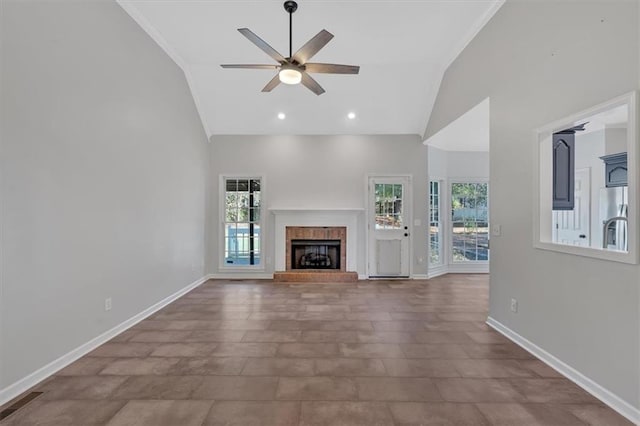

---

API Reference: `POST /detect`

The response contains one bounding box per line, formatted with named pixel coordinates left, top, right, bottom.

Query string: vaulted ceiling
left=118, top=1, right=502, bottom=138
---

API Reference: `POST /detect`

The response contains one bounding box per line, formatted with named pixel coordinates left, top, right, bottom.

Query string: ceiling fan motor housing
left=283, top=1, right=298, bottom=14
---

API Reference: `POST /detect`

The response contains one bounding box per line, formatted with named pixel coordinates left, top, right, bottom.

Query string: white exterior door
left=368, top=176, right=411, bottom=277
left=553, top=168, right=590, bottom=246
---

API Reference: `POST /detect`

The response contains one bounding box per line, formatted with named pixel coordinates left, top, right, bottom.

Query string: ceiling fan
left=220, top=0, right=360, bottom=96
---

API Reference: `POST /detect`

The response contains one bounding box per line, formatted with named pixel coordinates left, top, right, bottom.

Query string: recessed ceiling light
left=347, top=112, right=356, bottom=120
left=278, top=112, right=286, bottom=120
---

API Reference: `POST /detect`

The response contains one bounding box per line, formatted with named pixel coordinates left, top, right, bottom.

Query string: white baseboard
left=412, top=274, right=429, bottom=280
left=0, top=275, right=209, bottom=407
left=425, top=265, right=489, bottom=278
left=427, top=265, right=448, bottom=279
left=209, top=273, right=371, bottom=281
left=209, top=273, right=273, bottom=280
left=447, top=264, right=489, bottom=274
left=486, top=316, right=640, bottom=424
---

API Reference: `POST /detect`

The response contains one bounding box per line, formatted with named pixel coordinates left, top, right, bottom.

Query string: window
left=429, top=180, right=442, bottom=265
left=374, top=183, right=403, bottom=229
left=222, top=177, right=261, bottom=267
left=451, top=182, right=489, bottom=262
left=535, top=91, right=637, bottom=264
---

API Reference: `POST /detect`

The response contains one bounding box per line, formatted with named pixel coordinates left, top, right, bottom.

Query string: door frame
left=365, top=174, right=413, bottom=278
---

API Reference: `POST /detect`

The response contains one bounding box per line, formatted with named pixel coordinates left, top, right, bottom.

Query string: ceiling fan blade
left=262, top=74, right=281, bottom=92
left=238, top=28, right=286, bottom=63
left=300, top=72, right=325, bottom=96
left=221, top=64, right=280, bottom=69
left=304, top=63, right=360, bottom=74
left=292, top=30, right=334, bottom=64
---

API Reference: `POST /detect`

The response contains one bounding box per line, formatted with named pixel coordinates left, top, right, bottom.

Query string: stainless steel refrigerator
left=599, top=186, right=628, bottom=251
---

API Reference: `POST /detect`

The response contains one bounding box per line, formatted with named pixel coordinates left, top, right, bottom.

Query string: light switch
left=492, top=224, right=502, bottom=236
left=413, top=219, right=421, bottom=227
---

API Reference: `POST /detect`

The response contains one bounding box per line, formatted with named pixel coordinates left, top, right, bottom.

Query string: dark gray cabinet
left=552, top=133, right=575, bottom=210
left=600, top=152, right=627, bottom=187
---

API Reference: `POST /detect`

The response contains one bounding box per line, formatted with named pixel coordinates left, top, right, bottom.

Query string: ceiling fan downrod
left=283, top=1, right=298, bottom=59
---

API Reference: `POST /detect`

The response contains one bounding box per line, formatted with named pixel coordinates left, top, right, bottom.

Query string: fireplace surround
left=275, top=225, right=357, bottom=282
left=271, top=208, right=362, bottom=282
left=285, top=226, right=346, bottom=271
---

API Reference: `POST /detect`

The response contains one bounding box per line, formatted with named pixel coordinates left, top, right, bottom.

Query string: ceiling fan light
left=279, top=67, right=302, bottom=85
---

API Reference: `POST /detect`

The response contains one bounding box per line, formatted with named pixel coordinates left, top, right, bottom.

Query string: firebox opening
left=291, top=239, right=341, bottom=270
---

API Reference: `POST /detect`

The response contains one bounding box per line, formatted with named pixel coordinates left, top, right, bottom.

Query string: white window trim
left=533, top=91, right=638, bottom=264
left=219, top=174, right=266, bottom=271
left=428, top=177, right=445, bottom=268
left=448, top=178, right=490, bottom=267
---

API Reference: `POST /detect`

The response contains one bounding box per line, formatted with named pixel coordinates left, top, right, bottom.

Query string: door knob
left=579, top=234, right=586, bottom=239
left=404, top=233, right=409, bottom=237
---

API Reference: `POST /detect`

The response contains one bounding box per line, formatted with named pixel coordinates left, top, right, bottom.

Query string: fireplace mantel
left=270, top=208, right=365, bottom=215
left=270, top=208, right=363, bottom=273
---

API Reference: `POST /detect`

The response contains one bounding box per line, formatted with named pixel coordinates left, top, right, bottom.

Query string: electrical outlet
left=510, top=298, right=518, bottom=313
left=105, top=297, right=112, bottom=312
left=492, top=224, right=502, bottom=236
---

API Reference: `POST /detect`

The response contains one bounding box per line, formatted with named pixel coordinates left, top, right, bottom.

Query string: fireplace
left=271, top=210, right=360, bottom=282
left=285, top=226, right=347, bottom=272
left=291, top=239, right=340, bottom=270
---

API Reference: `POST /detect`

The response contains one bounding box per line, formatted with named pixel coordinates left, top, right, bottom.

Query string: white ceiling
left=118, top=1, right=502, bottom=137
left=424, top=97, right=490, bottom=151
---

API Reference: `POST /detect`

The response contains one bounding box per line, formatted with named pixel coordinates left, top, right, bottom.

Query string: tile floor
left=1, top=274, right=633, bottom=425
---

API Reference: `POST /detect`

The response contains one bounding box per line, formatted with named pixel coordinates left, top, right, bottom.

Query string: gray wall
left=0, top=1, right=209, bottom=390
left=209, top=135, right=428, bottom=277
left=427, top=146, right=448, bottom=178
left=427, top=146, right=490, bottom=179
left=426, top=0, right=639, bottom=409
left=446, top=151, right=490, bottom=180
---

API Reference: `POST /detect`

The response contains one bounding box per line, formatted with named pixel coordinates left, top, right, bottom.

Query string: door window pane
left=451, top=182, right=489, bottom=262
left=375, top=183, right=403, bottom=229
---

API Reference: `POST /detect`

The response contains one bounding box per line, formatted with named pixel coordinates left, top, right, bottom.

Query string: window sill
left=534, top=241, right=638, bottom=264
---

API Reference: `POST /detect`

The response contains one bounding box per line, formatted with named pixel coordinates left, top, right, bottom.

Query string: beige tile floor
left=1, top=274, right=633, bottom=425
